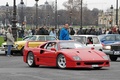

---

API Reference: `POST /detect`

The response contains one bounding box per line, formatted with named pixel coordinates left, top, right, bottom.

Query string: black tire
left=5, top=51, right=13, bottom=55
left=109, top=55, right=117, bottom=61
left=27, top=52, right=39, bottom=67
left=57, top=54, right=66, bottom=69
left=5, top=51, right=7, bottom=55
left=20, top=47, right=24, bottom=56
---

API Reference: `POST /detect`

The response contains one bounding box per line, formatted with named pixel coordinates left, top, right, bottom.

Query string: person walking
left=59, top=24, right=71, bottom=40
left=6, top=27, right=14, bottom=56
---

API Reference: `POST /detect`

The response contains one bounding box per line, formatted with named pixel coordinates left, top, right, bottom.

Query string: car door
left=86, top=36, right=102, bottom=50
left=39, top=42, right=57, bottom=66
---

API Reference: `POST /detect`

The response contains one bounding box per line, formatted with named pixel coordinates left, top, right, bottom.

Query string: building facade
left=98, top=8, right=120, bottom=28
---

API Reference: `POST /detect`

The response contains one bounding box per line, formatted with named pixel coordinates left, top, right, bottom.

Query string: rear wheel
left=27, top=52, right=39, bottom=67
left=57, top=54, right=66, bottom=69
left=109, top=55, right=117, bottom=61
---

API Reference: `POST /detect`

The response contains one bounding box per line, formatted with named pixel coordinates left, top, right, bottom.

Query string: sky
left=0, top=0, right=119, bottom=11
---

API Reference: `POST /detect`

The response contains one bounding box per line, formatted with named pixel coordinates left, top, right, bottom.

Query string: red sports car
left=23, top=40, right=110, bottom=69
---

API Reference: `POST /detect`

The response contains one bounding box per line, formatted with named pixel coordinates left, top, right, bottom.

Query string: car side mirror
left=51, top=48, right=56, bottom=51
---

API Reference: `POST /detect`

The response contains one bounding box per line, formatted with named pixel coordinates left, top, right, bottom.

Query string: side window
left=46, top=36, right=56, bottom=41
left=45, top=42, right=57, bottom=50
left=105, top=35, right=115, bottom=41
left=87, top=37, right=93, bottom=44
left=38, top=36, right=45, bottom=41
left=30, top=36, right=36, bottom=41
left=73, top=36, right=86, bottom=44
left=116, top=35, right=120, bottom=41
left=92, top=37, right=100, bottom=44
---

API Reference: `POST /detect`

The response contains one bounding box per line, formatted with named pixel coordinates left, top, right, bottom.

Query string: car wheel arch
left=26, top=51, right=34, bottom=63
left=27, top=51, right=39, bottom=67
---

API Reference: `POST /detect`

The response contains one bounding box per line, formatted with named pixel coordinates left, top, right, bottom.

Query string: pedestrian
left=49, top=28, right=56, bottom=38
left=6, top=27, right=14, bottom=56
left=59, top=24, right=71, bottom=40
left=69, top=27, right=75, bottom=35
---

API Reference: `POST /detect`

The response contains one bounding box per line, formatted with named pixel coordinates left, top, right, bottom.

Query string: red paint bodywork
left=23, top=40, right=110, bottom=68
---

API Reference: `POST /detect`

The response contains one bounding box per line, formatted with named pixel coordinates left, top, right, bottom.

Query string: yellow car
left=1, top=35, right=57, bottom=55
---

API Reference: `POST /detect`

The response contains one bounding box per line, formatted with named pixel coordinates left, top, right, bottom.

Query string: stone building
left=98, top=7, right=120, bottom=28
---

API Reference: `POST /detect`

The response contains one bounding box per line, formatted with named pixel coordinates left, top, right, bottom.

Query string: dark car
left=108, top=42, right=120, bottom=61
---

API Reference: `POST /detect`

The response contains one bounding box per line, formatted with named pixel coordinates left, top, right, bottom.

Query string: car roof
left=98, top=34, right=120, bottom=36
left=72, top=35, right=98, bottom=37
left=47, top=40, right=76, bottom=43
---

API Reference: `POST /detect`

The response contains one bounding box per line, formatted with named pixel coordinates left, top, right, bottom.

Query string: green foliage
left=0, top=36, right=22, bottom=47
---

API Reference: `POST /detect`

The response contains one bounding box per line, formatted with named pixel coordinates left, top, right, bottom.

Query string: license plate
left=113, top=51, right=120, bottom=55
left=92, top=65, right=99, bottom=67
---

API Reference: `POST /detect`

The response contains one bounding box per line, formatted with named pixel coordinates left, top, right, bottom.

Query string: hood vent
left=76, top=51, right=80, bottom=53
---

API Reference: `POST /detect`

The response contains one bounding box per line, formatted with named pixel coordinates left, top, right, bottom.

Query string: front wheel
left=57, top=54, right=66, bottom=69
left=109, top=55, right=117, bottom=61
left=27, top=52, right=39, bottom=67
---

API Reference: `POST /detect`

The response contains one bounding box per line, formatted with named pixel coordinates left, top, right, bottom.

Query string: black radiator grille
left=111, top=45, right=120, bottom=51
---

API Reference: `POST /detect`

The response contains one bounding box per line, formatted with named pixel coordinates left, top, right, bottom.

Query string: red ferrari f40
left=23, top=40, right=110, bottom=69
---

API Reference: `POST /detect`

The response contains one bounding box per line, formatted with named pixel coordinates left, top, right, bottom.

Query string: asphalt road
left=0, top=50, right=120, bottom=80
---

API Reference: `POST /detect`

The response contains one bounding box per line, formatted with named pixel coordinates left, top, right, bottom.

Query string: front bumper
left=102, top=50, right=112, bottom=55
left=66, top=60, right=110, bottom=68
left=0, top=45, right=19, bottom=51
left=103, top=50, right=120, bottom=56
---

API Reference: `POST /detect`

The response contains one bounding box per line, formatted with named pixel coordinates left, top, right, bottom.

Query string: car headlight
left=1, top=44, right=4, bottom=47
left=73, top=56, right=81, bottom=61
left=102, top=55, right=109, bottom=60
left=103, top=45, right=111, bottom=50
left=14, top=44, right=18, bottom=48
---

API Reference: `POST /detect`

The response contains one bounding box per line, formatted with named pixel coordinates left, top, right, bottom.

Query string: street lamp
left=12, top=0, right=17, bottom=41
left=110, top=5, right=113, bottom=27
left=57, top=14, right=60, bottom=27
left=69, top=11, right=72, bottom=26
left=35, top=0, right=39, bottom=28
left=116, top=0, right=118, bottom=25
left=20, top=0, right=24, bottom=27
left=55, top=0, right=57, bottom=29
left=5, top=2, right=9, bottom=27
left=81, top=0, right=82, bottom=28
left=47, top=15, right=50, bottom=26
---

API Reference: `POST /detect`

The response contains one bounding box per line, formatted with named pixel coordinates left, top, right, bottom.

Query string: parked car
left=1, top=35, right=57, bottom=55
left=98, top=34, right=120, bottom=59
left=23, top=40, right=110, bottom=69
left=71, top=35, right=103, bottom=51
left=102, top=42, right=120, bottom=61
left=98, top=34, right=120, bottom=45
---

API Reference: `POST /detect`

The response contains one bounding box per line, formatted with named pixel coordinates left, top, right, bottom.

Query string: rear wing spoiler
left=24, top=41, right=46, bottom=48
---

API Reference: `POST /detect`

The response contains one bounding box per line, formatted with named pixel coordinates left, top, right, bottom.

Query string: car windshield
left=60, top=41, right=83, bottom=49
left=71, top=36, right=86, bottom=44
left=46, top=36, right=56, bottom=41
